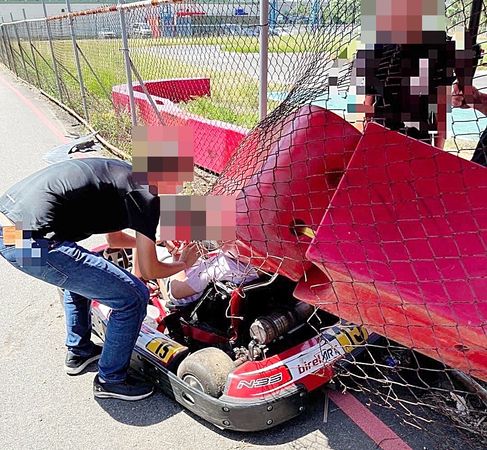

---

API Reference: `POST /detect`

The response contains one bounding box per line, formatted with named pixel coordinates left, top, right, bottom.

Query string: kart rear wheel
left=177, top=347, right=234, bottom=398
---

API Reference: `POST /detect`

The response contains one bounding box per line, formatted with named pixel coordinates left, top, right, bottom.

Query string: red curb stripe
left=329, top=391, right=413, bottom=450
left=0, top=74, right=68, bottom=144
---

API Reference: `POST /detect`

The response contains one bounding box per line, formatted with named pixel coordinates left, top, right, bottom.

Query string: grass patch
left=16, top=33, right=354, bottom=141
left=90, top=104, right=134, bottom=155
left=121, top=33, right=343, bottom=54
left=181, top=96, right=256, bottom=129
left=203, top=33, right=354, bottom=55
left=27, top=37, right=288, bottom=143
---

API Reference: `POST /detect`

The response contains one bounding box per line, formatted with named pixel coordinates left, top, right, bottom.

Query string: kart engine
left=191, top=277, right=318, bottom=359
left=249, top=302, right=315, bottom=345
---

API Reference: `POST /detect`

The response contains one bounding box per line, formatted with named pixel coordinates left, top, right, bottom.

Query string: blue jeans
left=0, top=226, right=149, bottom=382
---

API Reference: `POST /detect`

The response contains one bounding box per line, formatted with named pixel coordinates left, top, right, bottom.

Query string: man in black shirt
left=352, top=0, right=474, bottom=149
left=0, top=158, right=199, bottom=400
left=355, top=35, right=457, bottom=147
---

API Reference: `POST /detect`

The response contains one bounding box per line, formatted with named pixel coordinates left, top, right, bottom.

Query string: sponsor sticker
left=288, top=338, right=345, bottom=379
left=236, top=372, right=283, bottom=390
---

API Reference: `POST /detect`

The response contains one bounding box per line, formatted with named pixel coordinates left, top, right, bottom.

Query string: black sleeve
left=356, top=48, right=382, bottom=96
left=125, top=189, right=160, bottom=242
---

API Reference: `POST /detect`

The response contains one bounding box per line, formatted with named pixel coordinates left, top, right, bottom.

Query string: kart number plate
left=145, top=338, right=182, bottom=364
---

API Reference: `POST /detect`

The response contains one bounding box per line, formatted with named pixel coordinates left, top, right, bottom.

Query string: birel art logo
left=296, top=345, right=342, bottom=375
left=236, top=373, right=283, bottom=389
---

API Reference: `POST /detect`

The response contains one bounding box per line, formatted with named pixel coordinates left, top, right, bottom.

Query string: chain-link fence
left=1, top=0, right=486, bottom=446
left=0, top=0, right=338, bottom=158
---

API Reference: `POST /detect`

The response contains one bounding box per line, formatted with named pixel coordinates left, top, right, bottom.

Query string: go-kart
left=89, top=245, right=376, bottom=432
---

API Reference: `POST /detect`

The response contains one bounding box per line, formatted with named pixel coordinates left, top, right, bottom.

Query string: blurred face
left=361, top=0, right=445, bottom=44
left=131, top=125, right=194, bottom=195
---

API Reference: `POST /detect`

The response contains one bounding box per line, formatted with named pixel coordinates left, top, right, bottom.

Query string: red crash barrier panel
left=297, top=121, right=487, bottom=381
left=231, top=105, right=362, bottom=280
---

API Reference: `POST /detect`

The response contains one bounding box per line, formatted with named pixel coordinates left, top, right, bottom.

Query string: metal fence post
left=259, top=0, right=269, bottom=120
left=10, top=12, right=29, bottom=82
left=1, top=18, right=14, bottom=74
left=0, top=21, right=5, bottom=60
left=129, top=59, right=165, bottom=125
left=118, top=0, right=137, bottom=126
left=1, top=22, right=14, bottom=71
left=0, top=24, right=9, bottom=69
left=23, top=9, right=42, bottom=89
left=42, top=0, right=63, bottom=101
left=0, top=26, right=3, bottom=62
left=4, top=24, right=18, bottom=76
left=0, top=18, right=7, bottom=67
left=65, top=0, right=89, bottom=120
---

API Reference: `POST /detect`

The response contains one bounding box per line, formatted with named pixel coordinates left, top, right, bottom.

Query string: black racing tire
left=177, top=347, right=235, bottom=398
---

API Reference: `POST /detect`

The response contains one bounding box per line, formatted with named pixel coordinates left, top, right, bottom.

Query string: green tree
left=323, top=0, right=359, bottom=25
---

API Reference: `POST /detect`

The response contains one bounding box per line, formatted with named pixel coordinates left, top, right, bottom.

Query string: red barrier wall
left=233, top=105, right=362, bottom=280
left=112, top=78, right=248, bottom=174
left=298, top=122, right=487, bottom=380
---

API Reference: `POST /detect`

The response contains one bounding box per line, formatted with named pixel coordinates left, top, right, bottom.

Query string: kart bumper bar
left=131, top=349, right=308, bottom=432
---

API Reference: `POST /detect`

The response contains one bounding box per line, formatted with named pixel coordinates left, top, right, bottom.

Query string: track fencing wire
left=0, top=1, right=486, bottom=446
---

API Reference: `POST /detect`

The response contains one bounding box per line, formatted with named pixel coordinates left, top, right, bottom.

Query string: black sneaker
left=93, top=374, right=154, bottom=401
left=64, top=344, right=103, bottom=375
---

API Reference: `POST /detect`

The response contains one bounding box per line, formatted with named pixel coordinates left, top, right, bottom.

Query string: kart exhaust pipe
left=250, top=302, right=315, bottom=345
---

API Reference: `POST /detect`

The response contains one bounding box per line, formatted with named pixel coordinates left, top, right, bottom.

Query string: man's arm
left=135, top=232, right=199, bottom=280
left=106, top=231, right=136, bottom=248
left=452, top=83, right=487, bottom=116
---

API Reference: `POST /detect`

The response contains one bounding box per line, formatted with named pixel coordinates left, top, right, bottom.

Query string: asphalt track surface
left=0, top=66, right=478, bottom=450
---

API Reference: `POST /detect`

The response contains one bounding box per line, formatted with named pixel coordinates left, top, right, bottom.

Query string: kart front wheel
left=177, top=347, right=234, bottom=398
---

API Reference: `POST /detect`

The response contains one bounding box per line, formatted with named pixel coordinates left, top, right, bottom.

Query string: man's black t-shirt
left=355, top=34, right=456, bottom=140
left=0, top=158, right=160, bottom=242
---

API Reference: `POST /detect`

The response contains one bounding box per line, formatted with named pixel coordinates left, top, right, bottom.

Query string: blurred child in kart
left=160, top=240, right=258, bottom=308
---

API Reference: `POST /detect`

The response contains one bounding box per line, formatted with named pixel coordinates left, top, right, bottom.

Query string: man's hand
left=452, top=83, right=487, bottom=116
left=452, top=83, right=478, bottom=108
left=164, top=240, right=182, bottom=257
left=135, top=232, right=188, bottom=280
left=179, top=242, right=200, bottom=269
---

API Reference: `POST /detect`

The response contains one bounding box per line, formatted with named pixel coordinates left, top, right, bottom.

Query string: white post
left=259, top=0, right=269, bottom=120
left=118, top=0, right=137, bottom=126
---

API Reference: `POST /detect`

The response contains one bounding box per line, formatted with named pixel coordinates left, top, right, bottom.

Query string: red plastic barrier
left=133, top=79, right=211, bottom=104
left=112, top=79, right=247, bottom=174
left=298, top=122, right=487, bottom=380
left=233, top=106, right=362, bottom=280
